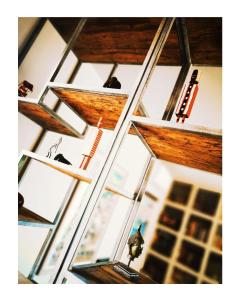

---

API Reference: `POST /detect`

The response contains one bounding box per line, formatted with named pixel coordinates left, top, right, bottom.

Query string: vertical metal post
left=162, top=18, right=192, bottom=121
left=54, top=18, right=175, bottom=283
left=38, top=18, right=87, bottom=104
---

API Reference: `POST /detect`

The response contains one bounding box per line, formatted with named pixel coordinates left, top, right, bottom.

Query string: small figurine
left=18, top=80, right=34, bottom=97
left=175, top=69, right=200, bottom=123
left=18, top=192, right=24, bottom=209
left=127, top=224, right=144, bottom=267
left=103, top=76, right=121, bottom=89
left=54, top=154, right=72, bottom=165
left=79, top=118, right=103, bottom=170
left=113, top=224, right=144, bottom=280
left=46, top=137, right=62, bottom=158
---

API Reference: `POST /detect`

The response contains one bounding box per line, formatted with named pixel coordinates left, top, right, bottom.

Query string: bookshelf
left=141, top=180, right=222, bottom=283
left=18, top=17, right=222, bottom=284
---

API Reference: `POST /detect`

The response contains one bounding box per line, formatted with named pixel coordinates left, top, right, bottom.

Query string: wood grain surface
left=18, top=272, right=34, bottom=284
left=72, top=262, right=156, bottom=284
left=18, top=101, right=79, bottom=137
left=51, top=87, right=128, bottom=129
left=135, top=123, right=222, bottom=174
left=50, top=17, right=221, bottom=66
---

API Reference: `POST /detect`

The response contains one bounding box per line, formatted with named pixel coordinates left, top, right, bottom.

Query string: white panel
left=18, top=226, right=49, bottom=276
left=73, top=63, right=113, bottom=89
left=18, top=159, right=73, bottom=222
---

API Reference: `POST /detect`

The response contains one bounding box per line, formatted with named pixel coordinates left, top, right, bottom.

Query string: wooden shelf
left=19, top=150, right=134, bottom=199
left=18, top=271, right=34, bottom=284
left=50, top=17, right=221, bottom=66
left=71, top=262, right=156, bottom=284
left=50, top=84, right=128, bottom=130
left=18, top=207, right=54, bottom=228
left=133, top=118, right=222, bottom=174
left=18, top=97, right=81, bottom=137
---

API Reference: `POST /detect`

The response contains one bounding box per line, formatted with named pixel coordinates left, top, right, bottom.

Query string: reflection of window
left=178, top=240, right=204, bottom=271
left=185, top=215, right=212, bottom=243
left=170, top=267, right=197, bottom=284
left=142, top=255, right=168, bottom=283
left=159, top=206, right=184, bottom=231
left=168, top=181, right=192, bottom=205
left=193, top=189, right=220, bottom=216
left=205, top=252, right=222, bottom=283
left=151, top=229, right=176, bottom=257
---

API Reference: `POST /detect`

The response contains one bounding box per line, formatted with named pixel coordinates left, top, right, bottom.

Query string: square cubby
left=205, top=252, right=222, bottom=283
left=159, top=206, right=184, bottom=231
left=168, top=181, right=192, bottom=205
left=151, top=229, right=176, bottom=257
left=170, top=267, right=197, bottom=284
left=142, top=254, right=168, bottom=283
left=178, top=240, right=204, bottom=271
left=193, top=189, right=220, bottom=216
left=185, top=215, right=212, bottom=243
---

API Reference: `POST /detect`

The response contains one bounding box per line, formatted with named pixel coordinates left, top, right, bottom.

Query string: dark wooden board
left=51, top=87, right=128, bottom=129
left=50, top=17, right=221, bottom=66
left=18, top=100, right=79, bottom=137
left=72, top=262, right=156, bottom=284
left=186, top=18, right=222, bottom=66
left=135, top=123, right=222, bottom=174
left=18, top=206, right=53, bottom=227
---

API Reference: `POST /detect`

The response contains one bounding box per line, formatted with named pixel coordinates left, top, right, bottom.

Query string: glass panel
left=185, top=215, right=212, bottom=243
left=70, top=129, right=151, bottom=268
left=167, top=181, right=192, bottom=205
left=141, top=255, right=168, bottom=283
left=178, top=240, right=204, bottom=271
left=159, top=206, right=184, bottom=231
left=205, top=252, right=222, bottom=283
left=35, top=181, right=89, bottom=283
left=151, top=229, right=176, bottom=257
left=193, top=189, right=220, bottom=216
left=169, top=267, right=197, bottom=284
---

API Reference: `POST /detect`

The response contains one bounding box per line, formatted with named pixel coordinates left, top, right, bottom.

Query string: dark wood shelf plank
left=71, top=262, right=156, bottom=284
left=51, top=86, right=128, bottom=130
left=50, top=17, right=221, bottom=66
left=18, top=206, right=54, bottom=228
left=134, top=123, right=222, bottom=174
left=18, top=272, right=34, bottom=284
left=18, top=99, right=80, bottom=137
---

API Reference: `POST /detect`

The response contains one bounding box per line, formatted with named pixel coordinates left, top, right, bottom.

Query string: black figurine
left=127, top=224, right=144, bottom=267
left=18, top=192, right=24, bottom=209
left=103, top=76, right=121, bottom=89
left=54, top=154, right=72, bottom=165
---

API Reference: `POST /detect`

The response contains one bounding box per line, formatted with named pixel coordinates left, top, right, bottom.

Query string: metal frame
left=162, top=18, right=192, bottom=121
left=53, top=17, right=175, bottom=284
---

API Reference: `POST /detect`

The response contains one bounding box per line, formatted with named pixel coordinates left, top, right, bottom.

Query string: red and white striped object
left=176, top=69, right=200, bottom=123
left=79, top=117, right=104, bottom=170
